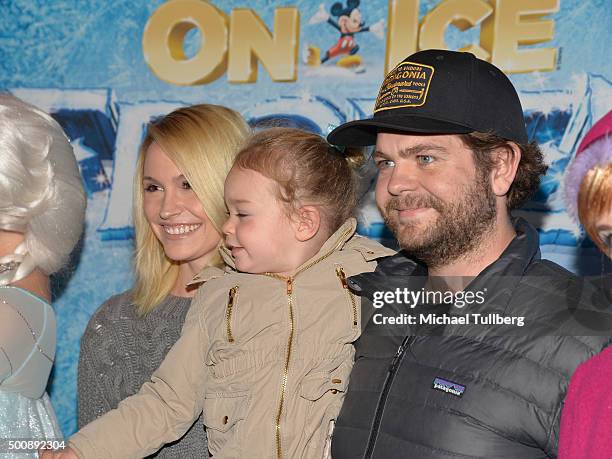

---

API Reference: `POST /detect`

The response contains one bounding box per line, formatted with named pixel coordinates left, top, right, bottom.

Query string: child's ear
left=294, top=205, right=322, bottom=242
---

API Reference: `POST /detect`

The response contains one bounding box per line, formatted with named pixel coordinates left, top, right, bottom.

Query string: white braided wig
left=0, top=94, right=86, bottom=285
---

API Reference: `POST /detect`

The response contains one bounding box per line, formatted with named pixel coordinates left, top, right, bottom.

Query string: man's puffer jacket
left=332, top=218, right=612, bottom=458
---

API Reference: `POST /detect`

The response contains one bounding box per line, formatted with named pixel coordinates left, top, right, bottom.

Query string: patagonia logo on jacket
left=432, top=377, right=465, bottom=397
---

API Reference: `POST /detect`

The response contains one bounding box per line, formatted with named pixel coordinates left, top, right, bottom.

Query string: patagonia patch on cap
left=374, top=61, right=434, bottom=113
left=432, top=377, right=465, bottom=397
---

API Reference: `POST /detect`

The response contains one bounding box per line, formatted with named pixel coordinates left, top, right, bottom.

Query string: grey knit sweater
left=77, top=291, right=208, bottom=458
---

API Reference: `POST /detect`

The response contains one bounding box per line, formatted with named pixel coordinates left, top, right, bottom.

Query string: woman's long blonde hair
left=132, top=104, right=250, bottom=315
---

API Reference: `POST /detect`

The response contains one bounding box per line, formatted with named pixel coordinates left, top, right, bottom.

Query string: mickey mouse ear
left=347, top=0, right=360, bottom=9
left=330, top=2, right=344, bottom=16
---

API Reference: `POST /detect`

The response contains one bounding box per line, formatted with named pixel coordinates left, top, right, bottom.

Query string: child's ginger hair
left=234, top=127, right=363, bottom=235
left=578, top=163, right=612, bottom=253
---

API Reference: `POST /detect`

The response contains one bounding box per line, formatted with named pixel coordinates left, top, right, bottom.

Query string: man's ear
left=490, top=143, right=521, bottom=197
left=293, top=205, right=322, bottom=242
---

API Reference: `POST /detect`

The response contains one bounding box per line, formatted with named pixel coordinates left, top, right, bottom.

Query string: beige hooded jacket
left=69, top=219, right=394, bottom=458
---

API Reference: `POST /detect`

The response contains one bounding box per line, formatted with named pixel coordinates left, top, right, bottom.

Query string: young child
left=54, top=128, right=394, bottom=459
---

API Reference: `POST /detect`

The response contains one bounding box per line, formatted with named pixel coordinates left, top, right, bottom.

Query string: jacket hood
left=294, top=217, right=358, bottom=274
left=196, top=218, right=360, bottom=282
left=186, top=264, right=226, bottom=287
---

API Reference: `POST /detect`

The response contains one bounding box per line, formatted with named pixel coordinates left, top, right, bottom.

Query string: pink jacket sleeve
left=558, top=346, right=612, bottom=459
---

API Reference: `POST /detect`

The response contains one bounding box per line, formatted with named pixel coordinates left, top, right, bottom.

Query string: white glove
left=370, top=19, right=385, bottom=39
left=309, top=3, right=330, bottom=25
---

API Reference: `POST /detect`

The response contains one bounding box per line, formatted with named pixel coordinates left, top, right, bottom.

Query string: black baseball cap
left=327, top=49, right=528, bottom=146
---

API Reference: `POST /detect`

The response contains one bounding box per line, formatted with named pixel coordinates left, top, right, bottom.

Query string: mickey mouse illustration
left=307, top=1, right=384, bottom=69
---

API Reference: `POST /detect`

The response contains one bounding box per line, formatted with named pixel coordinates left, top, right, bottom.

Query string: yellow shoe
left=337, top=55, right=363, bottom=68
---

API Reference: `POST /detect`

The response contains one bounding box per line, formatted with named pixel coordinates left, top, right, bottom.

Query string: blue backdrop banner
left=1, top=0, right=611, bottom=436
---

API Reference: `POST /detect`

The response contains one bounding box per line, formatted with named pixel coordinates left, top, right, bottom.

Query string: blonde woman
left=76, top=104, right=249, bottom=458
left=0, top=94, right=86, bottom=457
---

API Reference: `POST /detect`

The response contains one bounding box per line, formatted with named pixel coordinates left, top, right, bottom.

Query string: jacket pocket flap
left=203, top=392, right=249, bottom=433
left=299, top=367, right=350, bottom=401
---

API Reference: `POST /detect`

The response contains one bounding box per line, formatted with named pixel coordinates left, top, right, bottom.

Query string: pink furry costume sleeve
left=558, top=347, right=612, bottom=459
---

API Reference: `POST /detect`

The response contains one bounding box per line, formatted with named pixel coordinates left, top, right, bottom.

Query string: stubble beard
left=382, top=174, right=498, bottom=269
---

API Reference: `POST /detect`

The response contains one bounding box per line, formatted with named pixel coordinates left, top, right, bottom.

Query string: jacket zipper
left=335, top=266, right=358, bottom=328
left=225, top=286, right=239, bottom=342
left=268, top=225, right=354, bottom=458
left=364, top=335, right=414, bottom=459
left=275, top=278, right=295, bottom=459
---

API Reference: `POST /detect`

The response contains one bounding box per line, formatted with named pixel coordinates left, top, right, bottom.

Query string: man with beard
left=326, top=49, right=612, bottom=458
